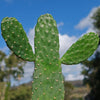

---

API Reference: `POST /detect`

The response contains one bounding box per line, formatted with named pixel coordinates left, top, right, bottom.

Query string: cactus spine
left=1, top=14, right=99, bottom=100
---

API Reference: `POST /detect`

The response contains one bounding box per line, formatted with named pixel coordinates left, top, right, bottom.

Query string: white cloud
left=75, top=6, right=100, bottom=30
left=62, top=64, right=82, bottom=74
left=57, top=22, right=64, bottom=28
left=65, top=74, right=83, bottom=81
left=28, top=27, right=35, bottom=53
left=62, top=64, right=84, bottom=81
left=59, top=33, right=77, bottom=57
left=23, top=62, right=34, bottom=78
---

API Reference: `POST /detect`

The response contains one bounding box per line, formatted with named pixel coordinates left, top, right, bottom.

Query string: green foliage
left=64, top=82, right=74, bottom=100
left=0, top=51, right=6, bottom=61
left=70, top=86, right=88, bottom=100
left=61, top=32, right=99, bottom=65
left=81, top=7, right=100, bottom=100
left=8, top=84, right=32, bottom=100
left=7, top=81, right=87, bottom=100
left=0, top=70, right=6, bottom=81
left=0, top=51, right=6, bottom=81
left=0, top=51, right=25, bottom=99
left=0, top=52, right=26, bottom=82
left=0, top=82, right=6, bottom=100
left=82, top=52, right=100, bottom=99
left=71, top=97, right=83, bottom=100
left=92, top=8, right=100, bottom=33
left=1, top=17, right=35, bottom=61
left=5, top=53, right=24, bottom=68
left=4, top=82, right=10, bottom=100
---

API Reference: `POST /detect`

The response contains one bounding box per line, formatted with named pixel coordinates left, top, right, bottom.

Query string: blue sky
left=0, top=0, right=100, bottom=85
left=0, top=0, right=100, bottom=49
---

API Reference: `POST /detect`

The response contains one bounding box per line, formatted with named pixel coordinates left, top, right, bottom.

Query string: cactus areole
left=1, top=14, right=99, bottom=100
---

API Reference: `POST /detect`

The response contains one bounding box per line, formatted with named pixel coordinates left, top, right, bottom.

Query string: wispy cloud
left=75, top=6, right=100, bottom=31
left=57, top=22, right=64, bottom=28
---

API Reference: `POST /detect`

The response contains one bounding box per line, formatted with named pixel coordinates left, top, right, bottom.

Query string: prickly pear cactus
left=1, top=14, right=99, bottom=100
left=61, top=32, right=99, bottom=65
left=1, top=17, right=35, bottom=61
left=33, top=14, right=64, bottom=100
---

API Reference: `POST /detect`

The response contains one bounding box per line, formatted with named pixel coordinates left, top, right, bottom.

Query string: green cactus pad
left=32, top=14, right=64, bottom=100
left=61, top=32, right=99, bottom=65
left=1, top=17, right=35, bottom=61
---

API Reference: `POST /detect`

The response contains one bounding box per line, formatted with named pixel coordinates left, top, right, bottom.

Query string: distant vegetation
left=0, top=80, right=87, bottom=100
left=8, top=84, right=32, bottom=100
left=0, top=51, right=26, bottom=100
left=0, top=51, right=88, bottom=100
left=65, top=80, right=89, bottom=100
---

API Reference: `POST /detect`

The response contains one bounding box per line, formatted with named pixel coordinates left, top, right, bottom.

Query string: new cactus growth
left=1, top=14, right=99, bottom=100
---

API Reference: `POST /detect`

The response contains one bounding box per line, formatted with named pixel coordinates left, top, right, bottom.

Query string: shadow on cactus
left=1, top=14, right=99, bottom=100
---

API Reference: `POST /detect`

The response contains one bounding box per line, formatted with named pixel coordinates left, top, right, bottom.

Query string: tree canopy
left=81, top=7, right=100, bottom=100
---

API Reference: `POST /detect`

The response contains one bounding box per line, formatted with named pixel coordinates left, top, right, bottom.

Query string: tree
left=5, top=52, right=26, bottom=82
left=0, top=51, right=26, bottom=83
left=8, top=84, right=32, bottom=100
left=0, top=51, right=6, bottom=81
left=0, top=51, right=6, bottom=61
left=0, top=51, right=26, bottom=100
left=64, top=81, right=74, bottom=100
left=81, top=7, right=100, bottom=100
left=82, top=52, right=100, bottom=100
left=92, top=7, right=100, bottom=34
